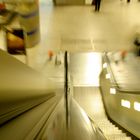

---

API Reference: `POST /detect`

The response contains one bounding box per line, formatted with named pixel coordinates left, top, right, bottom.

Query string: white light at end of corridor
left=121, top=99, right=130, bottom=108
left=103, top=63, right=107, bottom=68
left=134, top=102, right=140, bottom=112
left=110, top=88, right=116, bottom=94
left=106, top=73, right=110, bottom=79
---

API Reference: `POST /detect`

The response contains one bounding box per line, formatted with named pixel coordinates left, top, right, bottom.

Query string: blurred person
left=134, top=33, right=140, bottom=56
left=91, top=0, right=95, bottom=5
left=55, top=52, right=61, bottom=65
left=95, top=0, right=101, bottom=11
left=48, top=50, right=53, bottom=61
left=121, top=50, right=127, bottom=61
left=0, top=3, right=5, bottom=10
left=113, top=52, right=121, bottom=64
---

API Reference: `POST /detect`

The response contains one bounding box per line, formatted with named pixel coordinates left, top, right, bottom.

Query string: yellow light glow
left=134, top=102, right=140, bottom=112
left=110, top=88, right=116, bottom=94
left=103, top=63, right=107, bottom=68
left=121, top=99, right=130, bottom=108
left=84, top=52, right=102, bottom=86
left=106, top=73, right=110, bottom=79
left=80, top=107, right=91, bottom=125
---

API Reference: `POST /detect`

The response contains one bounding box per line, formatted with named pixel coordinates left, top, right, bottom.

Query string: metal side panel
left=36, top=97, right=106, bottom=140
left=0, top=95, right=62, bottom=140
left=0, top=49, right=56, bottom=124
left=100, top=68, right=140, bottom=139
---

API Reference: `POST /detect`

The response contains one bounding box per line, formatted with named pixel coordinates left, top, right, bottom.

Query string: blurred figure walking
left=94, top=0, right=101, bottom=11
left=48, top=50, right=53, bottom=61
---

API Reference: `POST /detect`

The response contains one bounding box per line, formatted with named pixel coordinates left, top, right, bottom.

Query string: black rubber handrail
left=64, top=51, right=69, bottom=128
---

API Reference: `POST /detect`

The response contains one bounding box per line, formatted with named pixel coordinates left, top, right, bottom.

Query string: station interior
left=0, top=0, right=140, bottom=139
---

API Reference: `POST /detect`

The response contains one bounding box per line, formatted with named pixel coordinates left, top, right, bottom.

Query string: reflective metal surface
left=69, top=52, right=102, bottom=86
left=0, top=50, right=55, bottom=125
left=37, top=97, right=106, bottom=140
left=100, top=53, right=140, bottom=139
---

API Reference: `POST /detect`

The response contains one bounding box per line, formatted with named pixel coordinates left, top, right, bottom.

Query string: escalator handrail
left=103, top=53, right=140, bottom=94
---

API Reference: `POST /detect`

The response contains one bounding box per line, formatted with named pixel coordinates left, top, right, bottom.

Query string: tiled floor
left=0, top=0, right=140, bottom=84
left=38, top=0, right=140, bottom=86
left=30, top=0, right=140, bottom=70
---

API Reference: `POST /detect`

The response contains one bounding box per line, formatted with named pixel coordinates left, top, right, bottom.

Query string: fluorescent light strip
left=134, top=102, right=140, bottom=112
left=110, top=88, right=116, bottom=94
left=121, top=99, right=130, bottom=108
left=106, top=73, right=110, bottom=79
left=103, top=63, right=107, bottom=68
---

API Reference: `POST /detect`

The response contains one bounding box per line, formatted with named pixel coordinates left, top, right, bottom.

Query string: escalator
left=73, top=87, right=132, bottom=140
left=0, top=50, right=107, bottom=140
left=0, top=50, right=138, bottom=140
left=100, top=52, right=140, bottom=139
left=69, top=52, right=134, bottom=140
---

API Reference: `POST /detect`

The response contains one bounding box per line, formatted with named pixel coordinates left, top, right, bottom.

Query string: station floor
left=34, top=0, right=140, bottom=85
left=1, top=0, right=140, bottom=74
left=1, top=0, right=138, bottom=85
